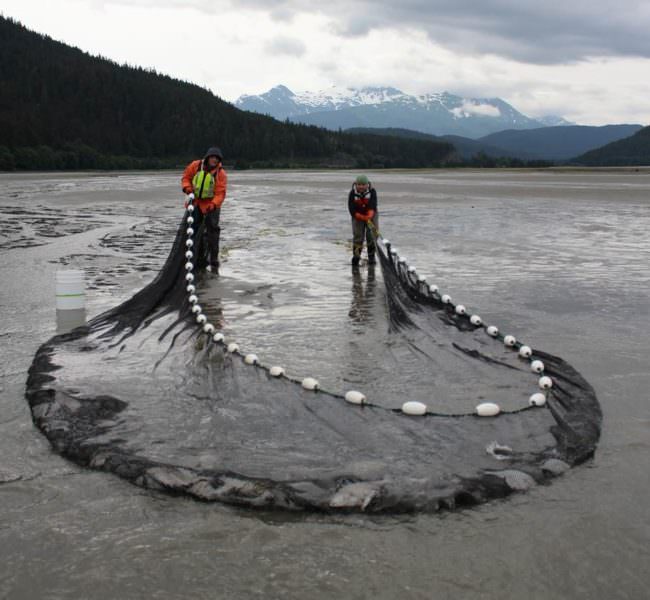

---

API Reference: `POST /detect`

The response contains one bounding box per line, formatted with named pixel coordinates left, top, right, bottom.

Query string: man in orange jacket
left=348, top=174, right=378, bottom=267
left=181, top=146, right=228, bottom=271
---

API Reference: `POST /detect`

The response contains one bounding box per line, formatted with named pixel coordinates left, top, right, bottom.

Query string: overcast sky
left=4, top=0, right=650, bottom=125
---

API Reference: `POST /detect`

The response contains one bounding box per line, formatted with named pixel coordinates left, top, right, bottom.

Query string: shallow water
left=1, top=169, right=649, bottom=598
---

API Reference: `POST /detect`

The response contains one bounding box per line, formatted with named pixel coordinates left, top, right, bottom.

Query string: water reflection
left=56, top=308, right=86, bottom=334
left=348, top=265, right=377, bottom=327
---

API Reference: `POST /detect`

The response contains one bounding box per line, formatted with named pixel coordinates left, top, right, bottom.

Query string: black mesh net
left=25, top=209, right=602, bottom=512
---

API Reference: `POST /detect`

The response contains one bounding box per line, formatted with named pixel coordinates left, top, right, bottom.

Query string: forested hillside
left=0, top=17, right=453, bottom=170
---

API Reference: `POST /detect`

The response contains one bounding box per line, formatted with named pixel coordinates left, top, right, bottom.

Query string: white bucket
left=56, top=270, right=86, bottom=310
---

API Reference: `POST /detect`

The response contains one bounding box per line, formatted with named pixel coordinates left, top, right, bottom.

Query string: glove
left=204, top=203, right=216, bottom=213
left=354, top=212, right=367, bottom=222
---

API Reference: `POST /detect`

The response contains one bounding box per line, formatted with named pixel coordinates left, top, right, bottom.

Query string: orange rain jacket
left=181, top=160, right=228, bottom=214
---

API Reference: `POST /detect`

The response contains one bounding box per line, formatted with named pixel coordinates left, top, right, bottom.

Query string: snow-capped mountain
left=537, top=115, right=576, bottom=127
left=236, top=85, right=407, bottom=118
left=235, top=85, right=573, bottom=139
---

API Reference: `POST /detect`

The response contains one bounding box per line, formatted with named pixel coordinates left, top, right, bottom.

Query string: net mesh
left=25, top=212, right=602, bottom=512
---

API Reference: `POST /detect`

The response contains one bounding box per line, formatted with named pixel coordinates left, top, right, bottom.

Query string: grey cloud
left=264, top=35, right=306, bottom=57
left=269, top=7, right=296, bottom=21
left=222, top=0, right=650, bottom=64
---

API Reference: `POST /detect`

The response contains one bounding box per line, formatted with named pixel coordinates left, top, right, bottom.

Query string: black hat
left=204, top=146, right=223, bottom=161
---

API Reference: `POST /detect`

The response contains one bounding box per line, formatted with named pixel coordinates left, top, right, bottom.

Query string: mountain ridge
left=479, top=125, right=644, bottom=160
left=236, top=84, right=574, bottom=139
left=571, top=126, right=650, bottom=165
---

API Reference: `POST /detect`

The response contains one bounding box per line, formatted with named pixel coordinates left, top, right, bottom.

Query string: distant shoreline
left=2, top=165, right=649, bottom=177
left=0, top=165, right=650, bottom=177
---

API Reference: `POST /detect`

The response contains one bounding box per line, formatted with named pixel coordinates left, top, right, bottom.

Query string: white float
left=429, top=284, right=439, bottom=294
left=185, top=240, right=193, bottom=248
left=212, top=332, right=225, bottom=343
left=187, top=204, right=194, bottom=213
left=302, top=377, right=319, bottom=391
left=519, top=345, right=533, bottom=358
left=476, top=402, right=501, bottom=417
left=344, top=390, right=366, bottom=405
left=538, top=376, right=553, bottom=390
left=244, top=354, right=258, bottom=365
left=269, top=366, right=285, bottom=377
left=417, top=275, right=427, bottom=283
left=401, top=401, right=427, bottom=416
left=470, top=314, right=482, bottom=326
left=203, top=323, right=215, bottom=334
left=390, top=248, right=398, bottom=255
left=531, top=360, right=545, bottom=373
left=186, top=284, right=196, bottom=294
left=441, top=294, right=452, bottom=304
left=184, top=262, right=193, bottom=271
left=196, top=314, right=207, bottom=324
left=191, top=304, right=201, bottom=314
left=382, top=239, right=391, bottom=246
left=185, top=273, right=194, bottom=282
left=185, top=250, right=193, bottom=259
left=187, top=216, right=194, bottom=225
left=455, top=304, right=466, bottom=315
left=529, top=393, right=547, bottom=407
left=487, top=325, right=499, bottom=337
left=398, top=257, right=407, bottom=264
left=407, top=266, right=417, bottom=274
left=504, top=335, right=517, bottom=347
left=227, top=342, right=240, bottom=353
left=188, top=294, right=198, bottom=304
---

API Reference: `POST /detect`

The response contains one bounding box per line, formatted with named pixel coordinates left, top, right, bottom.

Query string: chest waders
left=193, top=165, right=221, bottom=271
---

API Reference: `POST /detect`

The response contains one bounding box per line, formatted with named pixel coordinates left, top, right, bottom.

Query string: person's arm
left=369, top=188, right=378, bottom=212
left=358, top=189, right=377, bottom=221
left=211, top=168, right=227, bottom=209
left=348, top=190, right=356, bottom=217
left=181, top=161, right=199, bottom=195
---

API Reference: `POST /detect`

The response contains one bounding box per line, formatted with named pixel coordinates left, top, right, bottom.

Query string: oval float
left=401, top=401, right=427, bottom=416
left=529, top=392, right=547, bottom=407
left=476, top=402, right=501, bottom=417
left=519, top=345, right=532, bottom=358
left=538, top=376, right=553, bottom=390
left=344, top=390, right=367, bottom=405
left=302, top=377, right=319, bottom=391
left=531, top=360, right=545, bottom=373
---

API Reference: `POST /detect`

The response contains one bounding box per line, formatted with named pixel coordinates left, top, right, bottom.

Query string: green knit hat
left=355, top=174, right=369, bottom=185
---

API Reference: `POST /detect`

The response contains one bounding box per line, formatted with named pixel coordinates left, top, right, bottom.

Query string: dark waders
left=352, top=214, right=379, bottom=265
left=193, top=171, right=221, bottom=270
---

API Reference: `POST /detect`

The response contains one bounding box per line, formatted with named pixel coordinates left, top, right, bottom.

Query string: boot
left=207, top=226, right=221, bottom=271
left=367, top=252, right=376, bottom=265
left=351, top=255, right=360, bottom=267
